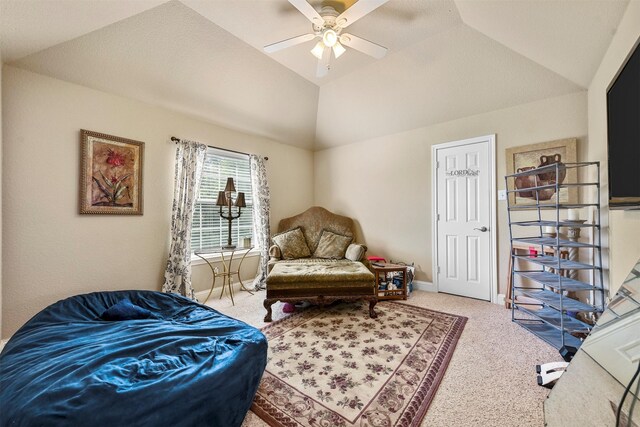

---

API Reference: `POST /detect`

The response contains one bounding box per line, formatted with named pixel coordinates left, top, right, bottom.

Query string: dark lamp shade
left=235, top=192, right=246, bottom=208
left=215, top=191, right=228, bottom=206
left=224, top=177, right=236, bottom=193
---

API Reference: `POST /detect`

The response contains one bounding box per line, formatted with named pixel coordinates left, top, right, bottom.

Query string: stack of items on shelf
left=390, top=260, right=415, bottom=294
left=375, top=268, right=404, bottom=295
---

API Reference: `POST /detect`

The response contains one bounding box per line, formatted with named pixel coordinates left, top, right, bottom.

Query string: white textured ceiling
left=455, top=0, right=629, bottom=88
left=0, top=0, right=631, bottom=150
left=316, top=24, right=583, bottom=147
left=6, top=1, right=320, bottom=149
left=0, top=0, right=167, bottom=62
left=183, top=0, right=462, bottom=85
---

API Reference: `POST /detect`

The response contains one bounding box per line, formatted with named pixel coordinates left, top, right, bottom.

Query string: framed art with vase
left=505, top=138, right=578, bottom=206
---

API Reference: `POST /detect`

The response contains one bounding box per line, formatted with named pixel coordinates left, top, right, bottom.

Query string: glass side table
left=194, top=247, right=254, bottom=305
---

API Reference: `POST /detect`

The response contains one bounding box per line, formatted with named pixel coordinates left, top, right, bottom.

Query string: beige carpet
left=205, top=290, right=560, bottom=427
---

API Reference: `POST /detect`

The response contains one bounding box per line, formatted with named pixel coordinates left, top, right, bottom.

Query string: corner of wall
left=587, top=0, right=640, bottom=295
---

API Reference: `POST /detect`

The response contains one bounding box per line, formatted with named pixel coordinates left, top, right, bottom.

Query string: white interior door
left=433, top=135, right=495, bottom=301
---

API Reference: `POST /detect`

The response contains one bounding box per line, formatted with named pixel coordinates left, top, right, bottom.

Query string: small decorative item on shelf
left=242, top=237, right=252, bottom=248
left=567, top=208, right=580, bottom=221
left=563, top=209, right=587, bottom=281
left=542, top=226, right=556, bottom=238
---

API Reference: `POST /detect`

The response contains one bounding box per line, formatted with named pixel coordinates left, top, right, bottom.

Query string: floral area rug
left=251, top=301, right=467, bottom=427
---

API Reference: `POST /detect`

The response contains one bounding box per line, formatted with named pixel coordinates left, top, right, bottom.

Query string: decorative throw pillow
left=268, top=244, right=282, bottom=260
left=345, top=243, right=366, bottom=262
left=272, top=227, right=311, bottom=260
left=100, top=298, right=156, bottom=321
left=313, top=230, right=353, bottom=259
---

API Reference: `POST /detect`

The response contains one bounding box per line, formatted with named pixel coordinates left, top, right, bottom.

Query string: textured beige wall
left=314, top=91, right=587, bottom=296
left=587, top=0, right=640, bottom=295
left=1, top=66, right=314, bottom=338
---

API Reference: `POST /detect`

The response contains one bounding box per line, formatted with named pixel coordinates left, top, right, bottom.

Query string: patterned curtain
left=250, top=154, right=271, bottom=291
left=162, top=139, right=207, bottom=300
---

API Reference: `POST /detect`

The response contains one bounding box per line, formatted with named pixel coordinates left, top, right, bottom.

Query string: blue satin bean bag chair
left=0, top=290, right=267, bottom=427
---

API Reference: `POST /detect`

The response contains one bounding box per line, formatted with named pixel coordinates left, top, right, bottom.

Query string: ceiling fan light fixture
left=332, top=41, right=346, bottom=59
left=310, top=41, right=325, bottom=59
left=322, top=29, right=338, bottom=47
left=266, top=0, right=390, bottom=77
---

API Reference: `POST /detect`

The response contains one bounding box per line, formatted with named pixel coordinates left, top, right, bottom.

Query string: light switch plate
left=498, top=190, right=507, bottom=201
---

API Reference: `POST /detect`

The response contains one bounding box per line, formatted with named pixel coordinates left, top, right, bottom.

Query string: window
left=191, top=147, right=253, bottom=252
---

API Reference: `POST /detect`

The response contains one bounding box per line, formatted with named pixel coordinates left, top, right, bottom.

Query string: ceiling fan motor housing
left=312, top=6, right=341, bottom=33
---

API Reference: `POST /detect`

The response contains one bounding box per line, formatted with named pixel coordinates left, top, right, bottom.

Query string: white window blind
left=191, top=147, right=253, bottom=252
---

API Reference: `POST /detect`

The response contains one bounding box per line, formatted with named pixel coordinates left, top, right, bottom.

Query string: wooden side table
left=371, top=263, right=408, bottom=300
left=194, top=247, right=254, bottom=305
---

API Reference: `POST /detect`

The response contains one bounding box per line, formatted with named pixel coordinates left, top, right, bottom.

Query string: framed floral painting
left=79, top=129, right=144, bottom=215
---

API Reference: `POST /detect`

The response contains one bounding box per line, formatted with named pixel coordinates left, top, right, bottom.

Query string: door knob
left=474, top=226, right=488, bottom=232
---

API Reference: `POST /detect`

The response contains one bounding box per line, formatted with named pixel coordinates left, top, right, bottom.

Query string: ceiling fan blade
left=335, top=0, right=389, bottom=28
left=264, top=34, right=317, bottom=53
left=316, top=47, right=330, bottom=78
left=340, top=33, right=388, bottom=59
left=288, top=0, right=324, bottom=26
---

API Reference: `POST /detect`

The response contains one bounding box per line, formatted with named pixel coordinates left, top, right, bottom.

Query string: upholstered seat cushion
left=267, top=259, right=375, bottom=291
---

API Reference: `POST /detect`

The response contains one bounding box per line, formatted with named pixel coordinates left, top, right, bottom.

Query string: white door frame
left=431, top=134, right=498, bottom=303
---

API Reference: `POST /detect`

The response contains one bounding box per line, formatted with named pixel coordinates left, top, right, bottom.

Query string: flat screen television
left=607, top=40, right=640, bottom=210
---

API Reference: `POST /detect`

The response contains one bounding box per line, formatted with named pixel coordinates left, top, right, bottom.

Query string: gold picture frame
left=80, top=129, right=144, bottom=215
left=505, top=138, right=578, bottom=205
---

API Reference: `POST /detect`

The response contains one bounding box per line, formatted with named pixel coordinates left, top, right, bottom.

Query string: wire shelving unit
left=505, top=161, right=606, bottom=352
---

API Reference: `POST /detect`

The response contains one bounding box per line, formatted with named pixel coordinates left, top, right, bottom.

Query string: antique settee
left=263, top=206, right=377, bottom=322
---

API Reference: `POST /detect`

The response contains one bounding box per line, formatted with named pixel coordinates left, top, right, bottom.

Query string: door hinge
left=437, top=266, right=441, bottom=274
left=436, top=161, right=440, bottom=169
left=437, top=213, right=440, bottom=221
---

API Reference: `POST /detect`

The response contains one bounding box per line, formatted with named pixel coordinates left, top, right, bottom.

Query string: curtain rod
left=171, top=136, right=268, bottom=160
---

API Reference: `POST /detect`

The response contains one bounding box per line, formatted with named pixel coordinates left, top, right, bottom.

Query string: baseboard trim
left=413, top=280, right=437, bottom=293
left=195, top=289, right=211, bottom=302
left=195, top=281, right=251, bottom=303
left=411, top=283, right=505, bottom=305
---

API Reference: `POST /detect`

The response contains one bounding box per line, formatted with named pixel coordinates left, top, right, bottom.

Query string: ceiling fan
left=264, top=0, right=390, bottom=77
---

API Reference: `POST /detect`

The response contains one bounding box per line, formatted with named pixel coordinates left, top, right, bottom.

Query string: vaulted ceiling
left=0, top=0, right=630, bottom=150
